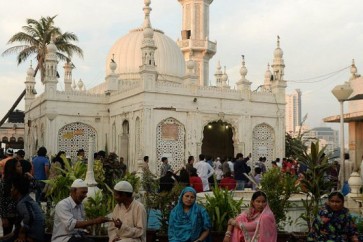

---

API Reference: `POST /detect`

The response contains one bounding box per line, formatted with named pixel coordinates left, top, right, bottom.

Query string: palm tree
left=2, top=15, right=83, bottom=82
left=0, top=15, right=83, bottom=128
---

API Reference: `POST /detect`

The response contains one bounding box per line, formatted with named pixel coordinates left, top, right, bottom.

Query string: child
left=307, top=191, right=359, bottom=241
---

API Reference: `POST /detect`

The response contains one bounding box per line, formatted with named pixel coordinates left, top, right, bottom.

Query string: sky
left=1, top=0, right=363, bottom=132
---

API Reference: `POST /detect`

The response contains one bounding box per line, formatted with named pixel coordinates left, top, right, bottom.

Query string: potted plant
left=260, top=167, right=298, bottom=228
left=291, top=141, right=334, bottom=239
left=84, top=190, right=109, bottom=238
left=202, top=184, right=243, bottom=241
left=260, top=167, right=298, bottom=241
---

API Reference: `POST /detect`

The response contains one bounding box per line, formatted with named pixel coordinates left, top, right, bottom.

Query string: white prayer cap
left=71, top=179, right=88, bottom=188
left=114, top=181, right=133, bottom=193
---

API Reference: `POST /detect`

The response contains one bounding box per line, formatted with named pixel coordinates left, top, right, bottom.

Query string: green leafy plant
left=84, top=190, right=109, bottom=235
left=44, top=159, right=87, bottom=204
left=260, top=167, right=298, bottom=229
left=203, top=185, right=243, bottom=232
left=296, top=141, right=334, bottom=231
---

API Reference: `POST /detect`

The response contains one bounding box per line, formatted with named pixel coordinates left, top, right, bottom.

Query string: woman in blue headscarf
left=168, top=187, right=211, bottom=242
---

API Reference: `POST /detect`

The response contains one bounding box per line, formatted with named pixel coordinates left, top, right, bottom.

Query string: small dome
left=187, top=59, right=195, bottom=70
left=143, top=27, right=154, bottom=39
left=106, top=28, right=185, bottom=78
left=109, top=59, right=117, bottom=72
left=47, top=40, right=57, bottom=53
left=274, top=47, right=283, bottom=58
left=27, top=64, right=35, bottom=76
left=240, top=66, right=247, bottom=76
left=215, top=61, right=222, bottom=75
left=265, top=65, right=272, bottom=79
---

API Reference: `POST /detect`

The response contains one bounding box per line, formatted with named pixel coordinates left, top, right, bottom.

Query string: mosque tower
left=177, top=0, right=216, bottom=86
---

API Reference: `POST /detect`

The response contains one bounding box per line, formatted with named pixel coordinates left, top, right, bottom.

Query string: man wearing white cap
left=108, top=181, right=147, bottom=242
left=52, top=179, right=109, bottom=242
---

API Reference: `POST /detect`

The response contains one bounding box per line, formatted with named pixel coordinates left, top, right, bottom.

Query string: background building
left=0, top=110, right=24, bottom=157
left=303, top=126, right=339, bottom=155
left=285, top=89, right=302, bottom=134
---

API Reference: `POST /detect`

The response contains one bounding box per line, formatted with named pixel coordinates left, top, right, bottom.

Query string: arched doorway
left=202, top=121, right=234, bottom=159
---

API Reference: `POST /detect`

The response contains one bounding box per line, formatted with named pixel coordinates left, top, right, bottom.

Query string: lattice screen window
left=252, top=123, right=275, bottom=167
left=58, top=122, right=97, bottom=160
left=156, top=118, right=185, bottom=174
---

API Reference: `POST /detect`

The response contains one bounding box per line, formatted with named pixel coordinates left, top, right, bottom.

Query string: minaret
left=24, top=62, right=36, bottom=110
left=271, top=36, right=285, bottom=81
left=271, top=36, right=287, bottom=98
left=263, top=63, right=272, bottom=91
left=221, top=66, right=230, bottom=89
left=139, top=0, right=158, bottom=89
left=177, top=0, right=216, bottom=86
left=44, top=37, right=59, bottom=96
left=214, top=61, right=223, bottom=87
left=236, top=55, right=251, bottom=91
left=140, top=0, right=157, bottom=71
left=63, top=61, right=73, bottom=91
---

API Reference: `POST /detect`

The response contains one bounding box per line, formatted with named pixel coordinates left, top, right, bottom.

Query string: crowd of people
left=0, top=147, right=360, bottom=242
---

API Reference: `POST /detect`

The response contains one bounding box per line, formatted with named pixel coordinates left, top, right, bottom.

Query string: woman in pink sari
left=223, top=191, right=277, bottom=242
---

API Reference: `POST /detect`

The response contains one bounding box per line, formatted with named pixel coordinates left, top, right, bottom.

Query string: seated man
left=52, top=179, right=109, bottom=242
left=108, top=181, right=147, bottom=242
left=11, top=176, right=45, bottom=242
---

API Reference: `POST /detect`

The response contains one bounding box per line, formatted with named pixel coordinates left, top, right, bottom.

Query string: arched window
left=2, top=137, right=8, bottom=143
left=18, top=137, right=24, bottom=143
left=9, top=137, right=16, bottom=143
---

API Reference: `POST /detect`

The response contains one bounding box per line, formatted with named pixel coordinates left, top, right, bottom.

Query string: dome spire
left=214, top=60, right=223, bottom=87
left=271, top=35, right=285, bottom=81
left=140, top=0, right=157, bottom=69
left=143, top=0, right=152, bottom=29
left=236, top=55, right=251, bottom=91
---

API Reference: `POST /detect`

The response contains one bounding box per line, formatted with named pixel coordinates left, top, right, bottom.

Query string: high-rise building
left=303, top=127, right=339, bottom=155
left=285, top=89, right=302, bottom=134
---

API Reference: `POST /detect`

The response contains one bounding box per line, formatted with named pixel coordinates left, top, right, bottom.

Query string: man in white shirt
left=51, top=179, right=109, bottom=242
left=193, top=154, right=215, bottom=191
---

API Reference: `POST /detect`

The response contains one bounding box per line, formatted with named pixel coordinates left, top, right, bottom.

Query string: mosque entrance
left=201, top=121, right=234, bottom=159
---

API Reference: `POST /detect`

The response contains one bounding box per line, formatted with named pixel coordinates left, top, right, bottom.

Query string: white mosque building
left=23, top=0, right=287, bottom=173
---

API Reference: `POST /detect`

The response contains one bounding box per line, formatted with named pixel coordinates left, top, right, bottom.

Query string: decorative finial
left=267, top=63, right=270, bottom=69
left=143, top=0, right=152, bottom=29
left=241, top=55, right=245, bottom=66
left=277, top=35, right=280, bottom=48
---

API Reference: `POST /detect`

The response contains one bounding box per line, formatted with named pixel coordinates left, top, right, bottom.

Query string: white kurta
left=194, top=160, right=215, bottom=191
left=108, top=199, right=147, bottom=242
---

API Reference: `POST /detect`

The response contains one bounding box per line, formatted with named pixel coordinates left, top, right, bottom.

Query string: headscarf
left=169, top=187, right=200, bottom=241
left=231, top=193, right=277, bottom=242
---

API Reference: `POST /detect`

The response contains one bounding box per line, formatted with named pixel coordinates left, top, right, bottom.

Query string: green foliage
left=297, top=141, right=334, bottom=231
left=260, top=167, right=298, bottom=229
left=102, top=153, right=124, bottom=187
left=141, top=170, right=183, bottom=234
left=203, top=185, right=243, bottom=232
left=44, top=159, right=86, bottom=204
left=285, top=132, right=307, bottom=159
left=84, top=190, right=109, bottom=235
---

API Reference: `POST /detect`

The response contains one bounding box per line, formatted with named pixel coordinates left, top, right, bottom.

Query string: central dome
left=106, top=28, right=186, bottom=78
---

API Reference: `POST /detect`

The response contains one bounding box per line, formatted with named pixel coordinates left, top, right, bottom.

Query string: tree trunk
left=0, top=89, right=26, bottom=127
